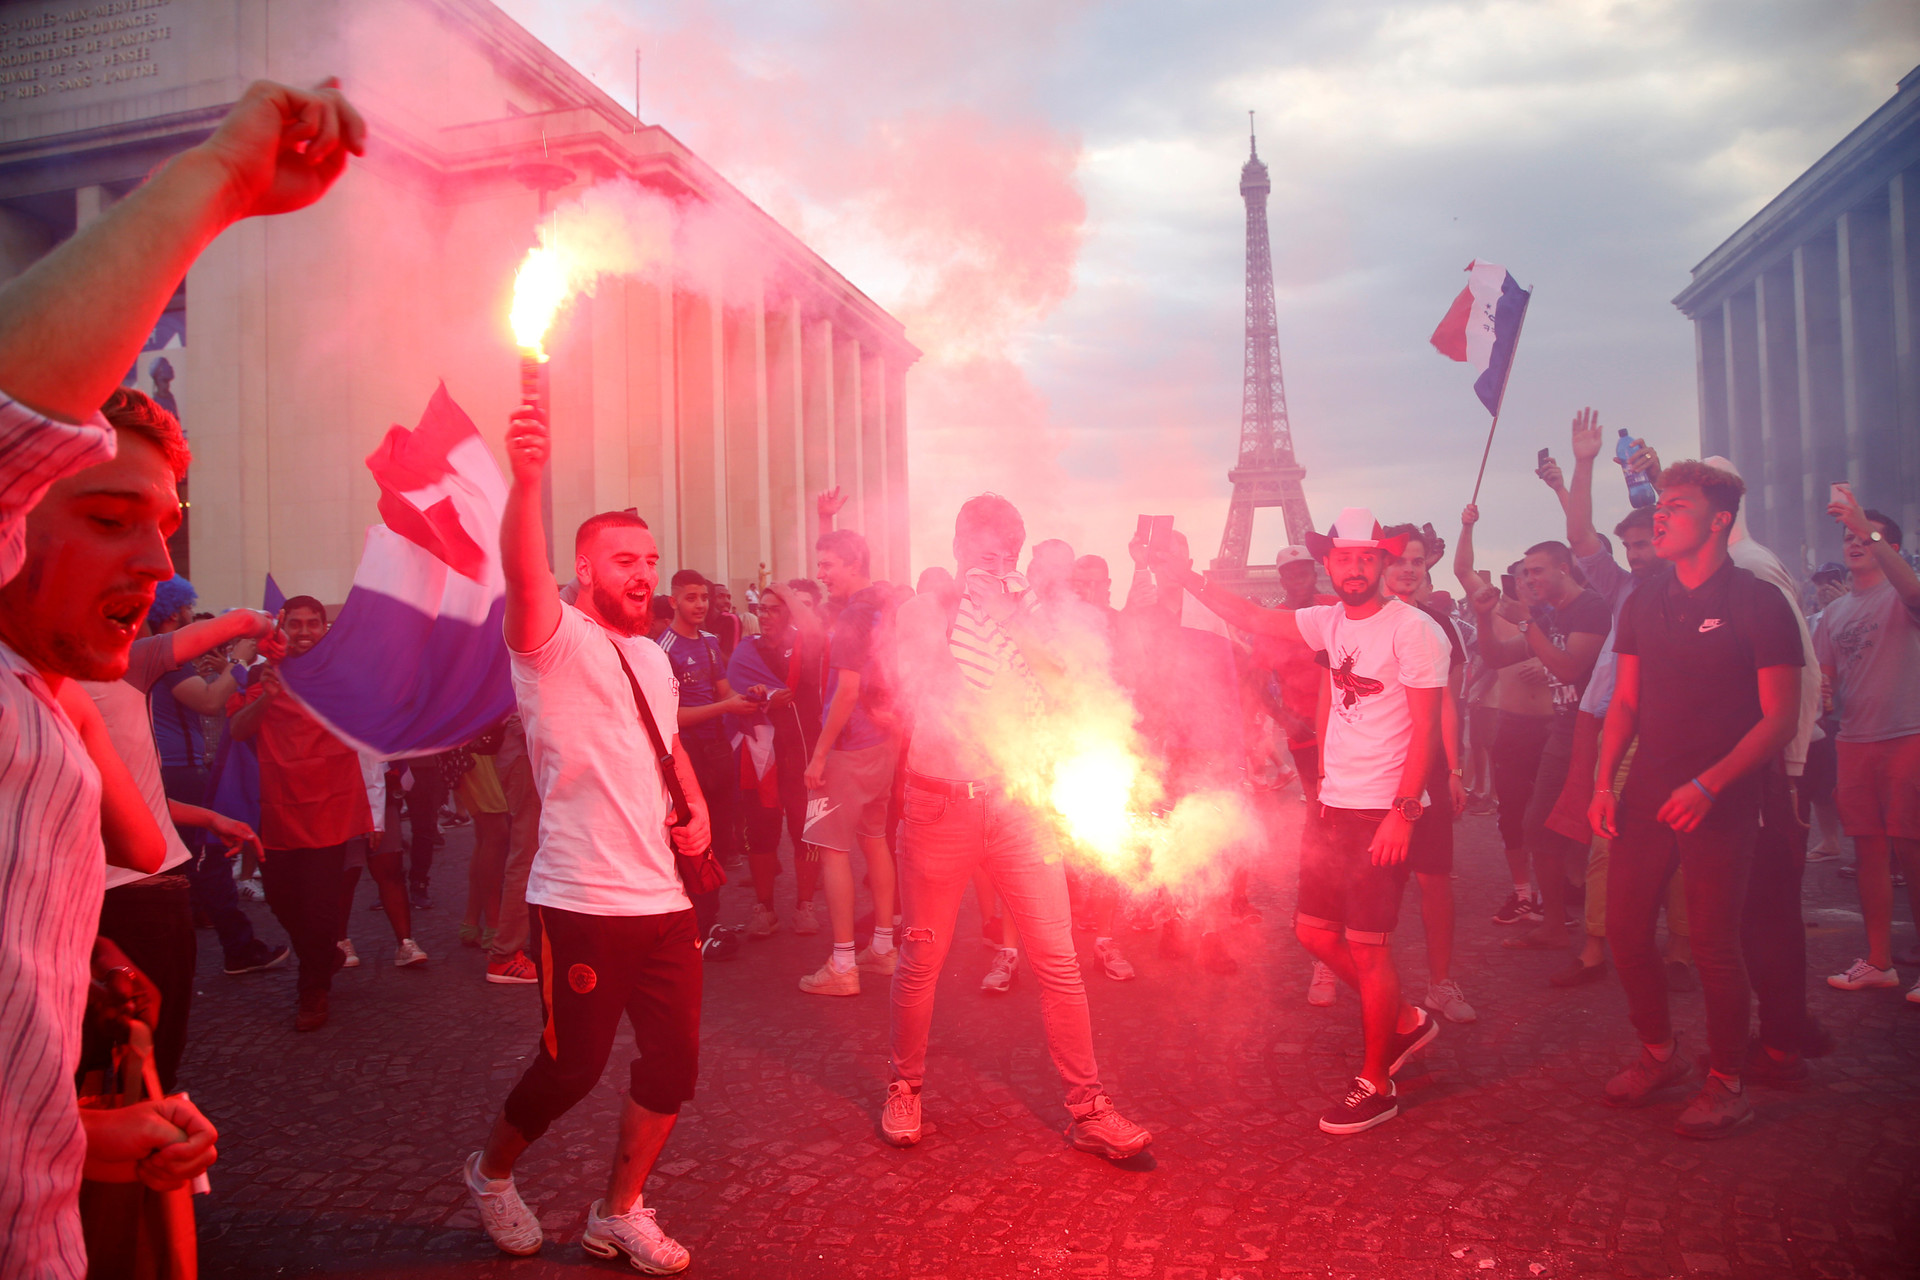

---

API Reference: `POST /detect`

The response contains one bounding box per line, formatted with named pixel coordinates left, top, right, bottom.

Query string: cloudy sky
left=503, top=0, right=1918, bottom=581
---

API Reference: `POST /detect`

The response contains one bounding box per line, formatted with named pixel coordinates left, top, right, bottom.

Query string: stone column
left=627, top=274, right=679, bottom=567
left=886, top=357, right=910, bottom=582
left=723, top=294, right=771, bottom=592
left=1755, top=267, right=1802, bottom=558
left=675, top=288, right=727, bottom=578
left=833, top=332, right=864, bottom=540
left=1722, top=290, right=1762, bottom=516
left=588, top=280, right=632, bottom=517
left=802, top=318, right=836, bottom=567
left=183, top=219, right=270, bottom=609
left=1837, top=203, right=1898, bottom=497
left=1795, top=234, right=1847, bottom=564
left=1695, top=307, right=1729, bottom=460
left=1891, top=171, right=1920, bottom=539
left=766, top=296, right=807, bottom=581
left=861, top=347, right=888, bottom=579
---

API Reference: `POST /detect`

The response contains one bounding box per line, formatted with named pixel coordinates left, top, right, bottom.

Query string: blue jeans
left=889, top=772, right=1103, bottom=1108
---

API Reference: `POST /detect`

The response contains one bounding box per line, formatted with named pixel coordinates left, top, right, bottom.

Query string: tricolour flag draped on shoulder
left=277, top=383, right=513, bottom=757
left=1430, top=260, right=1531, bottom=416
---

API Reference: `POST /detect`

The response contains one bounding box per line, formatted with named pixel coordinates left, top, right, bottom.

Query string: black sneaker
left=1740, top=1039, right=1809, bottom=1087
left=223, top=942, right=291, bottom=975
left=409, top=884, right=433, bottom=910
left=1319, top=1077, right=1398, bottom=1134
left=701, top=931, right=741, bottom=962
left=1492, top=892, right=1537, bottom=926
left=1386, top=1006, right=1439, bottom=1076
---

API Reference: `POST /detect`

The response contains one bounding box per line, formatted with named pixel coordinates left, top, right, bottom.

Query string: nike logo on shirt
left=1698, top=618, right=1725, bottom=633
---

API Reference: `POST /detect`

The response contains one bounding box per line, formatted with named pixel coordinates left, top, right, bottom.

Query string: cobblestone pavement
left=184, top=795, right=1919, bottom=1279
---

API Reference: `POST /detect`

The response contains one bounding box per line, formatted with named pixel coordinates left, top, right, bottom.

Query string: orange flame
left=510, top=244, right=571, bottom=360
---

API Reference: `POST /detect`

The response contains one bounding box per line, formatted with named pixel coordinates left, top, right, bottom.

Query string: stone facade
left=0, top=0, right=916, bottom=607
left=1673, top=66, right=1920, bottom=568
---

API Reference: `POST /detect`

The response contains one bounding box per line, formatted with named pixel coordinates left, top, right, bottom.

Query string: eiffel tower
left=1210, top=117, right=1313, bottom=605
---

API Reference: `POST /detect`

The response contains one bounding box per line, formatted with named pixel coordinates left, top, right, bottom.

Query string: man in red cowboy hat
left=1162, top=507, right=1451, bottom=1134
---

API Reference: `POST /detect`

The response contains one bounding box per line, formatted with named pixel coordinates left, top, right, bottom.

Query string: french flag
left=277, top=383, right=514, bottom=757
left=1430, top=260, right=1531, bottom=416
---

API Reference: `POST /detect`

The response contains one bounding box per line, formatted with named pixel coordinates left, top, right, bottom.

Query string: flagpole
left=1468, top=286, right=1534, bottom=506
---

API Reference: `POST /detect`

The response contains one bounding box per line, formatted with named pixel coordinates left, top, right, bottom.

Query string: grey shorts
left=802, top=740, right=898, bottom=853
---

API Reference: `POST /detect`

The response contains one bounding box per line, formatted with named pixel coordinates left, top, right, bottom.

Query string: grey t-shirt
left=1813, top=580, right=1920, bottom=742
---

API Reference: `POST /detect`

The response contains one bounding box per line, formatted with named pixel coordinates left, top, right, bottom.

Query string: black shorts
left=1295, top=806, right=1411, bottom=944
left=503, top=905, right=702, bottom=1140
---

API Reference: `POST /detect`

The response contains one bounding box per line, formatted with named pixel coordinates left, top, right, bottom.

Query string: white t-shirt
left=85, top=635, right=192, bottom=891
left=1295, top=598, right=1450, bottom=810
left=513, top=602, right=690, bottom=917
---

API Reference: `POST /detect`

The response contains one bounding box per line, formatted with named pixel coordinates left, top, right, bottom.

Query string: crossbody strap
left=606, top=637, right=692, bottom=828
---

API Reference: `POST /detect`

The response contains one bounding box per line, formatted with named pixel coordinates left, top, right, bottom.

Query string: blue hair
left=147, top=575, right=197, bottom=630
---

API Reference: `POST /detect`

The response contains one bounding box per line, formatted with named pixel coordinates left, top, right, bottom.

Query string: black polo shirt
left=1611, top=557, right=1802, bottom=816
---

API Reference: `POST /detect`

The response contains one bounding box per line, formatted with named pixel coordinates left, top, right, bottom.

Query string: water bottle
left=1617, top=429, right=1657, bottom=508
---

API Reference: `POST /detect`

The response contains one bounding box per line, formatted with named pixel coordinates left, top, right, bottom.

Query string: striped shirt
left=949, top=597, right=1042, bottom=716
left=0, top=394, right=117, bottom=1279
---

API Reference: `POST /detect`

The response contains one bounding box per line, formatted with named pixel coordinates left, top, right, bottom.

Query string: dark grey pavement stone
left=179, top=797, right=1919, bottom=1278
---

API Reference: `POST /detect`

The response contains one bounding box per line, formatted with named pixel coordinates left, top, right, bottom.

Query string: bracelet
left=1689, top=777, right=1717, bottom=803
left=1593, top=788, right=1613, bottom=795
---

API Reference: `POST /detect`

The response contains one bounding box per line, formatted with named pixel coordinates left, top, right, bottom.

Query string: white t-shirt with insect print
left=1296, top=598, right=1452, bottom=811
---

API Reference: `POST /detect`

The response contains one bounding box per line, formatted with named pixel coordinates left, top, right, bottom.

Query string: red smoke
left=499, top=0, right=1092, bottom=577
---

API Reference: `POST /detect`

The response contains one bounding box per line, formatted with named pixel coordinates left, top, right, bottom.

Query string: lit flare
left=510, top=244, right=570, bottom=360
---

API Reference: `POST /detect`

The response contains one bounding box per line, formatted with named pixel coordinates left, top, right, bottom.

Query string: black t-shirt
left=1537, top=588, right=1610, bottom=716
left=1612, top=558, right=1803, bottom=814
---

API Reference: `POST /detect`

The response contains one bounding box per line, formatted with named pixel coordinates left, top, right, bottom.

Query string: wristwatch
left=1392, top=796, right=1424, bottom=822
left=1869, top=529, right=1886, bottom=544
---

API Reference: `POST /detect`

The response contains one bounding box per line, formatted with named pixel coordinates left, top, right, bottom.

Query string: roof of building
left=1672, top=65, right=1920, bottom=318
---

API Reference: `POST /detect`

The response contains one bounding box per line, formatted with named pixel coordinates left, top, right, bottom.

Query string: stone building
left=0, top=0, right=916, bottom=607
left=1673, top=66, right=1919, bottom=568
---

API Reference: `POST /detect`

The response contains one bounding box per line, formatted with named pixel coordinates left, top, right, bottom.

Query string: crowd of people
left=0, top=79, right=1914, bottom=1280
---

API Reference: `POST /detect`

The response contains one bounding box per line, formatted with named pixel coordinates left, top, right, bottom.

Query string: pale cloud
left=502, top=0, right=1918, bottom=580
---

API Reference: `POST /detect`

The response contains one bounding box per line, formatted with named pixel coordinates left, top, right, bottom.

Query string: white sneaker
left=1425, top=978, right=1478, bottom=1024
left=747, top=902, right=779, bottom=939
left=1095, top=938, right=1136, bottom=981
left=792, top=902, right=820, bottom=935
left=1908, top=977, right=1920, bottom=1006
left=395, top=938, right=429, bottom=967
left=982, top=947, right=1019, bottom=994
left=1307, top=960, right=1336, bottom=1007
left=237, top=876, right=265, bottom=902
left=1827, top=958, right=1900, bottom=990
left=582, top=1197, right=690, bottom=1274
left=337, top=939, right=360, bottom=969
left=856, top=944, right=897, bottom=975
left=798, top=961, right=859, bottom=996
left=463, top=1152, right=541, bottom=1256
left=880, top=1079, right=922, bottom=1146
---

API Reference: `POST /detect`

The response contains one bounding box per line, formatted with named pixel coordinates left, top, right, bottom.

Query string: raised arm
left=1831, top=489, right=1920, bottom=613
left=1563, top=407, right=1606, bottom=558
left=501, top=406, right=561, bottom=653
left=167, top=610, right=277, bottom=714
left=816, top=487, right=849, bottom=545
left=1454, top=505, right=1486, bottom=598
left=0, top=80, right=364, bottom=421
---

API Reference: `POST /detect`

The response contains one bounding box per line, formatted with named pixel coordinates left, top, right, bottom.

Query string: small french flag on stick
left=1430, top=260, right=1531, bottom=416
